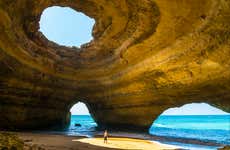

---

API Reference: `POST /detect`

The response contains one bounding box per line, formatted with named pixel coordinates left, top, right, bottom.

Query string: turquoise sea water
left=150, top=115, right=230, bottom=149
left=65, top=115, right=229, bottom=149
left=150, top=115, right=230, bottom=143
left=67, top=115, right=98, bottom=136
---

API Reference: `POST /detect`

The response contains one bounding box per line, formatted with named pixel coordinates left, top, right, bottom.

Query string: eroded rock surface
left=0, top=132, right=24, bottom=150
left=0, top=0, right=230, bottom=130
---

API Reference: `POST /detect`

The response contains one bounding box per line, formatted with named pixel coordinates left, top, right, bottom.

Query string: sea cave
left=0, top=0, right=230, bottom=149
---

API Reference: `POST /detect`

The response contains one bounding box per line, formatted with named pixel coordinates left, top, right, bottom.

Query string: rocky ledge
left=0, top=132, right=23, bottom=150
left=0, top=132, right=46, bottom=150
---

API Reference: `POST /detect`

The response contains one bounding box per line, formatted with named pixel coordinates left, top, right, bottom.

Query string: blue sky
left=161, top=103, right=229, bottom=115
left=39, top=6, right=94, bottom=47
left=40, top=6, right=229, bottom=116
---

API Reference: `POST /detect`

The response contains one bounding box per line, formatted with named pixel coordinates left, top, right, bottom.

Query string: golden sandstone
left=0, top=0, right=229, bottom=130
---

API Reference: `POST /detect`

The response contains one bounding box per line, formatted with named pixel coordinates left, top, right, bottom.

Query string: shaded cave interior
left=0, top=0, right=230, bottom=132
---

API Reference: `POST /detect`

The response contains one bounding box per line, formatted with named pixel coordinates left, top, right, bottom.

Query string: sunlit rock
left=0, top=0, right=229, bottom=131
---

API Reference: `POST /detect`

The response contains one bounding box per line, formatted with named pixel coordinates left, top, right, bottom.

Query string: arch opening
left=149, top=103, right=230, bottom=148
left=68, top=102, right=97, bottom=136
left=39, top=6, right=95, bottom=47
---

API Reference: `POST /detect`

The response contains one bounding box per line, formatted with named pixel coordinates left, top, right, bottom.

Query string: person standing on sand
left=104, top=130, right=108, bottom=144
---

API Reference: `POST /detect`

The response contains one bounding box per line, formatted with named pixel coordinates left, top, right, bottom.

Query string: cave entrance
left=39, top=6, right=95, bottom=47
left=69, top=102, right=97, bottom=136
left=149, top=103, right=230, bottom=148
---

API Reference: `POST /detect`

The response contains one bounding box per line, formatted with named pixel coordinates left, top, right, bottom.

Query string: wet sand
left=17, top=132, right=179, bottom=150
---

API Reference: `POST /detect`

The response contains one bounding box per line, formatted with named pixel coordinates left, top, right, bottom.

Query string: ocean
left=149, top=115, right=230, bottom=149
left=60, top=115, right=230, bottom=150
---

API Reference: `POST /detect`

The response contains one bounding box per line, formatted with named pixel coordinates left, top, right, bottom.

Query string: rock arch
left=0, top=0, right=229, bottom=131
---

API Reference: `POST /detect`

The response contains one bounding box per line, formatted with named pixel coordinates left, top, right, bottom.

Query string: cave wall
left=0, top=0, right=230, bottom=130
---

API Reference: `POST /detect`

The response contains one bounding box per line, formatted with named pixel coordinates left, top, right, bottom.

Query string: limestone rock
left=0, top=132, right=24, bottom=150
left=218, top=146, right=230, bottom=150
left=0, top=0, right=229, bottom=130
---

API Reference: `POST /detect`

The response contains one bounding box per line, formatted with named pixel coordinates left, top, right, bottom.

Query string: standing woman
left=104, top=130, right=108, bottom=144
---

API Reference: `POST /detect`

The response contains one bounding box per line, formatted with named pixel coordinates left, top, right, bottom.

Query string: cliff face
left=0, top=0, right=229, bottom=130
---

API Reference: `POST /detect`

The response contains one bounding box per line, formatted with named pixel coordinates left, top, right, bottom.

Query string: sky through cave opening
left=69, top=102, right=97, bottom=136
left=39, top=6, right=95, bottom=47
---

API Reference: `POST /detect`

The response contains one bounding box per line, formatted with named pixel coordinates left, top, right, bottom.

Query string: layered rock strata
left=0, top=0, right=230, bottom=130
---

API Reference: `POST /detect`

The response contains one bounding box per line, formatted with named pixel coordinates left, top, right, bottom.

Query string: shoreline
left=1, top=131, right=228, bottom=150
left=95, top=132, right=225, bottom=147
left=12, top=131, right=228, bottom=150
left=18, top=130, right=226, bottom=148
left=16, top=132, right=181, bottom=150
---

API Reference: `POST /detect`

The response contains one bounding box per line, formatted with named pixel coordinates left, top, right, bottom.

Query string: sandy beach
left=17, top=132, right=179, bottom=150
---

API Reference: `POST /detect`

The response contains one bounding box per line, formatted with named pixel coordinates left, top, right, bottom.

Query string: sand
left=76, top=137, right=178, bottom=150
left=17, top=132, right=179, bottom=150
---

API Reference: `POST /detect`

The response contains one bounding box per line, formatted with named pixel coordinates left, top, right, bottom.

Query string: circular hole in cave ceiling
left=39, top=6, right=95, bottom=47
